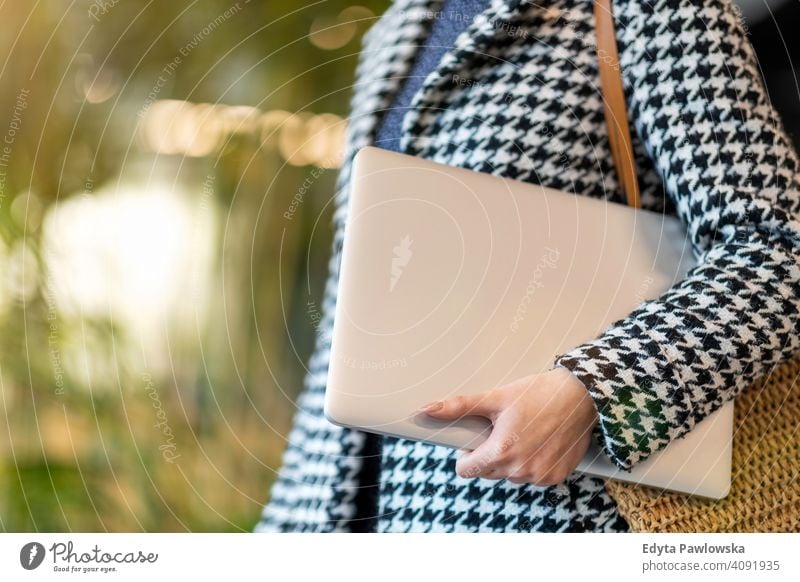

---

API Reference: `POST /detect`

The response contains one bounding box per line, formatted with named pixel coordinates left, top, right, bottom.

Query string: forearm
left=555, top=0, right=800, bottom=470
left=556, top=227, right=800, bottom=469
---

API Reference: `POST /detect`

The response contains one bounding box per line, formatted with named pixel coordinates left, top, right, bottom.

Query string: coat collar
left=341, top=0, right=533, bottom=167
left=334, top=0, right=535, bottom=222
left=400, top=0, right=533, bottom=154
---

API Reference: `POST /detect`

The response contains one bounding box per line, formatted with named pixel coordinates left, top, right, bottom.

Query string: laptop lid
left=325, top=146, right=733, bottom=499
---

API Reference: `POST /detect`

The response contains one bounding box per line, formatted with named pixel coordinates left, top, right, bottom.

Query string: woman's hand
left=420, top=367, right=598, bottom=486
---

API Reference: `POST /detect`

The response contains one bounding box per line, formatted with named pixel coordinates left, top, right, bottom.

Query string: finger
left=456, top=451, right=498, bottom=480
left=455, top=432, right=512, bottom=478
left=481, top=469, right=505, bottom=481
left=419, top=392, right=501, bottom=421
left=468, top=465, right=504, bottom=480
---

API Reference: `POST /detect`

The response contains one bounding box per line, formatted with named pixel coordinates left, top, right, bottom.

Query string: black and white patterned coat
left=256, top=0, right=800, bottom=532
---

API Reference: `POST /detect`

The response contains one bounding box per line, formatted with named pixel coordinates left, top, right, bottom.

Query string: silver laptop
left=325, top=146, right=733, bottom=499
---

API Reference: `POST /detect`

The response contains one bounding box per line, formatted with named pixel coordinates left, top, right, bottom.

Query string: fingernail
left=420, top=401, right=443, bottom=412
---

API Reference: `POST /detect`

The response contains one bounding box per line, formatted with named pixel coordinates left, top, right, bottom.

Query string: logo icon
left=389, top=234, right=413, bottom=292
left=20, top=542, right=45, bottom=570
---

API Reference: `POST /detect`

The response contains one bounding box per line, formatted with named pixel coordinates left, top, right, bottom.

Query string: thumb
left=419, top=391, right=501, bottom=421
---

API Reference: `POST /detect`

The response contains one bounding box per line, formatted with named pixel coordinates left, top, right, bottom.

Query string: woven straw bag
left=594, top=0, right=800, bottom=532
left=605, top=356, right=800, bottom=532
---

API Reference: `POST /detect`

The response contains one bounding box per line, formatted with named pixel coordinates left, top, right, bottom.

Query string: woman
left=256, top=0, right=800, bottom=532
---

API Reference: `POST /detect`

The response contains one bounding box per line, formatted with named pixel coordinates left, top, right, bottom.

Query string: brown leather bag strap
left=594, top=0, right=641, bottom=209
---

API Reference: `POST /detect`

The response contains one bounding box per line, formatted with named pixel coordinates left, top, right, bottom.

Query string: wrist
left=552, top=365, right=598, bottom=427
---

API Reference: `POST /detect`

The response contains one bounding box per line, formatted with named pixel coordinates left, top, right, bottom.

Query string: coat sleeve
left=553, top=0, right=800, bottom=470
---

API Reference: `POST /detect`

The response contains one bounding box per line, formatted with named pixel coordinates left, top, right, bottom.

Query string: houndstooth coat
left=256, top=0, right=800, bottom=532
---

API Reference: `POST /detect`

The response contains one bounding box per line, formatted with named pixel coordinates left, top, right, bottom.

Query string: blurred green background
left=0, top=0, right=387, bottom=531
